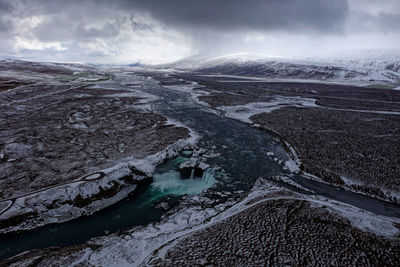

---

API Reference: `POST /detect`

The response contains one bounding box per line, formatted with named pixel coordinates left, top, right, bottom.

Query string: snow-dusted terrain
left=8, top=177, right=400, bottom=266
left=155, top=50, right=400, bottom=85
left=0, top=62, right=200, bottom=234
left=2, top=58, right=400, bottom=265
left=0, top=122, right=199, bottom=233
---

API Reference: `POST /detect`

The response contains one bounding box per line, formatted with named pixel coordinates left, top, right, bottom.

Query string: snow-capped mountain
left=153, top=50, right=400, bottom=85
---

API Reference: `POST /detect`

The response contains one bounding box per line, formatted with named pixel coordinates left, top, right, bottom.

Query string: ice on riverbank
left=0, top=113, right=200, bottom=234
left=217, top=97, right=317, bottom=123
left=10, top=177, right=399, bottom=266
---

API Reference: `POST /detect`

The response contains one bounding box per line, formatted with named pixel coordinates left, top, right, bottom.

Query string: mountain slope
left=153, top=51, right=400, bottom=85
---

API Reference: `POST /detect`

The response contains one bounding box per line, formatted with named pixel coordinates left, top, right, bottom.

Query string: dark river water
left=1, top=75, right=399, bottom=260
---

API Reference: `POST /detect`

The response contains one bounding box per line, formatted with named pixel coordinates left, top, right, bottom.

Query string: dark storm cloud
left=0, top=0, right=13, bottom=32
left=0, top=19, right=11, bottom=32
left=117, top=0, right=350, bottom=33
left=348, top=10, right=400, bottom=33
left=1, top=0, right=399, bottom=62
left=0, top=0, right=13, bottom=13
left=2, top=0, right=399, bottom=40
left=1, top=0, right=351, bottom=35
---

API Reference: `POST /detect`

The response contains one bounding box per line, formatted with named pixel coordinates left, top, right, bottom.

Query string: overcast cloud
left=0, top=0, right=399, bottom=63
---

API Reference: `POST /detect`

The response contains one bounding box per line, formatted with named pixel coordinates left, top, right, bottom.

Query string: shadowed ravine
left=1, top=74, right=400, bottom=260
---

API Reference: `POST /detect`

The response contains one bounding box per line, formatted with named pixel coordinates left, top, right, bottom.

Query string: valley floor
left=1, top=62, right=400, bottom=266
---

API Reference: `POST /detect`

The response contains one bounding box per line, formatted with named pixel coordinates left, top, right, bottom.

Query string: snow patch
left=310, top=197, right=400, bottom=238
left=284, top=159, right=300, bottom=173
left=218, top=96, right=317, bottom=123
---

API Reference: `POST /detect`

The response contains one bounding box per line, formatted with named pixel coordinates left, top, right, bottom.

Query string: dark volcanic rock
left=185, top=76, right=400, bottom=200
left=251, top=108, right=400, bottom=194
left=179, top=158, right=210, bottom=178
left=0, top=61, right=191, bottom=233
left=153, top=199, right=400, bottom=266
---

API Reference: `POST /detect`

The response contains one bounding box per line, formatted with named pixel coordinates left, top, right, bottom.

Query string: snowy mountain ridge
left=153, top=50, right=400, bottom=85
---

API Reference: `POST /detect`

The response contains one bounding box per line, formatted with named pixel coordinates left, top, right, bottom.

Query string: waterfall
left=201, top=168, right=216, bottom=186
left=151, top=168, right=216, bottom=196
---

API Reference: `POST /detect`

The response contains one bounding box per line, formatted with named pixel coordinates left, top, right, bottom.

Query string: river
left=1, top=72, right=399, bottom=260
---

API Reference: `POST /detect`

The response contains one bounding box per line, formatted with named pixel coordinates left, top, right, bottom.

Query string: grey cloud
left=0, top=0, right=14, bottom=32
left=0, top=0, right=399, bottom=63
left=349, top=10, right=400, bottom=33
left=0, top=0, right=13, bottom=14
left=28, top=2, right=126, bottom=42
left=75, top=22, right=121, bottom=41
left=3, top=0, right=350, bottom=35
left=32, top=17, right=75, bottom=42
left=3, top=0, right=399, bottom=40
left=0, top=18, right=12, bottom=32
left=130, top=16, right=154, bottom=32
left=117, top=0, right=350, bottom=33
left=376, top=12, right=400, bottom=32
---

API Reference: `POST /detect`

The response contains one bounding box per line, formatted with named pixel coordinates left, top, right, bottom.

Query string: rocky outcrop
left=179, top=158, right=208, bottom=178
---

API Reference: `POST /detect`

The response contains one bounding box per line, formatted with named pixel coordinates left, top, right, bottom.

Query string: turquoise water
left=151, top=168, right=216, bottom=197
left=0, top=151, right=219, bottom=260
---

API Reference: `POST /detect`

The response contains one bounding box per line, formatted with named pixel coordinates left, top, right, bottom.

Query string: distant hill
left=152, top=50, right=400, bottom=84
left=128, top=62, right=142, bottom=67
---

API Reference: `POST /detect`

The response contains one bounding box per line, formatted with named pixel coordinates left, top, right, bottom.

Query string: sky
left=0, top=0, right=399, bottom=64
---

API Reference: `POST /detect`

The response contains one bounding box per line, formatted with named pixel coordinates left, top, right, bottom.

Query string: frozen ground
left=2, top=59, right=400, bottom=265
left=4, top=177, right=399, bottom=266
left=167, top=74, right=400, bottom=203
left=0, top=61, right=196, bottom=233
